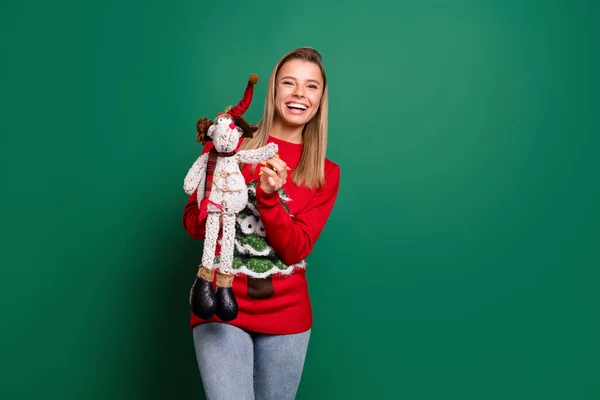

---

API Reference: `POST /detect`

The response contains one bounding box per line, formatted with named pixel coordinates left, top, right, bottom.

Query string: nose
left=293, top=86, right=305, bottom=98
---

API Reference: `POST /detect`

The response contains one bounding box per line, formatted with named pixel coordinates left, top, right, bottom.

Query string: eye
left=239, top=215, right=258, bottom=235
left=308, top=84, right=318, bottom=89
left=255, top=220, right=266, bottom=237
left=218, top=118, right=223, bottom=122
left=282, top=81, right=293, bottom=86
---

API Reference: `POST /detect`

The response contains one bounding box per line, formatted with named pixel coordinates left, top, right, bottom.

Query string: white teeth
left=287, top=103, right=308, bottom=110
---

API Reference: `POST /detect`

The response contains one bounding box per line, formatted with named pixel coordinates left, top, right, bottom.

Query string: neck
left=213, top=147, right=237, bottom=157
left=269, top=117, right=304, bottom=144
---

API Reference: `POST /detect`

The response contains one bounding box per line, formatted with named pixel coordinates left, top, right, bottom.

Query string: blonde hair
left=238, top=47, right=328, bottom=189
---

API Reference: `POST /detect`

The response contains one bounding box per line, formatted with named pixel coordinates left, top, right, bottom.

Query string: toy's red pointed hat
left=227, top=74, right=259, bottom=120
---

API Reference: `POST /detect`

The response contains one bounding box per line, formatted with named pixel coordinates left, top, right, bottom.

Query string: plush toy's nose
left=229, top=123, right=236, bottom=130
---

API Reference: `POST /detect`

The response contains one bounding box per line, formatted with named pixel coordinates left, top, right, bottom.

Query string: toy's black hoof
left=215, top=287, right=238, bottom=322
left=190, top=277, right=217, bottom=319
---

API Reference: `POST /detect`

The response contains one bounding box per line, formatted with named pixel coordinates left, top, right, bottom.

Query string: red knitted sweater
left=182, top=135, right=340, bottom=334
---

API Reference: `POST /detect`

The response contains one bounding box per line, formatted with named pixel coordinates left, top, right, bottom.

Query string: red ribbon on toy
left=197, top=148, right=230, bottom=222
left=198, top=198, right=225, bottom=222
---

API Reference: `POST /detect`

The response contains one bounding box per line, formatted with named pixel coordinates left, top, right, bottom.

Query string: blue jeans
left=192, top=322, right=311, bottom=400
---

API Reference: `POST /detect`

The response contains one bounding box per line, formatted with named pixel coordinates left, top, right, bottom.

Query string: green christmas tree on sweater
left=234, top=181, right=305, bottom=275
left=211, top=181, right=306, bottom=298
left=213, top=181, right=306, bottom=297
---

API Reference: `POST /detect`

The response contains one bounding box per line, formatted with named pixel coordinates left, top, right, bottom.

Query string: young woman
left=182, top=47, right=340, bottom=399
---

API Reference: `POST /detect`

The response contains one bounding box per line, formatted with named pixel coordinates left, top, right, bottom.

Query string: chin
left=284, top=117, right=309, bottom=127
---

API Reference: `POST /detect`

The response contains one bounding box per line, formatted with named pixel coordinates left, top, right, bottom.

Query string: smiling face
left=274, top=59, right=324, bottom=128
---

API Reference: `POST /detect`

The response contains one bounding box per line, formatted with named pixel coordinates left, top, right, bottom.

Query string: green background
left=2, top=0, right=599, bottom=399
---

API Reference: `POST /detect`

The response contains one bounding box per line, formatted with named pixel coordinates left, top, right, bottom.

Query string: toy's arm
left=182, top=143, right=215, bottom=240
left=237, top=142, right=278, bottom=165
left=182, top=188, right=207, bottom=239
left=183, top=152, right=209, bottom=195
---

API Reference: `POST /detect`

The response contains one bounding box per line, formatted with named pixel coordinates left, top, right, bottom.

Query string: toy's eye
left=218, top=118, right=223, bottom=122
left=239, top=215, right=258, bottom=235
left=255, top=220, right=266, bottom=237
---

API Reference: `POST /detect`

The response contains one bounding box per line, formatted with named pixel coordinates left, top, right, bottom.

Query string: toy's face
left=208, top=115, right=241, bottom=152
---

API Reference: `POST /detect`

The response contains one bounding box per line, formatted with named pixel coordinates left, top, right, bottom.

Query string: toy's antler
left=196, top=117, right=214, bottom=144
left=234, top=116, right=259, bottom=138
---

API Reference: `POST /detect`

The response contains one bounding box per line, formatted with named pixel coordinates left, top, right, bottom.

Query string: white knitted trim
left=234, top=241, right=272, bottom=257
left=213, top=260, right=307, bottom=279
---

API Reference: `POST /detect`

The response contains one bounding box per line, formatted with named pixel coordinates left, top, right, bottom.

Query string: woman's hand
left=259, top=156, right=289, bottom=194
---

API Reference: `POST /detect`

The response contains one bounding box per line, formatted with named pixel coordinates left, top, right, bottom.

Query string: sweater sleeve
left=181, top=142, right=214, bottom=240
left=182, top=188, right=207, bottom=240
left=255, top=164, right=341, bottom=265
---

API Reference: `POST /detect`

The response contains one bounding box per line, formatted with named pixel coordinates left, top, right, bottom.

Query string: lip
left=285, top=101, right=309, bottom=115
left=285, top=101, right=309, bottom=109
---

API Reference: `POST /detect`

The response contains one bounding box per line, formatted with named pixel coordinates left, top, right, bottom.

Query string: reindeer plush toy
left=184, top=74, right=278, bottom=321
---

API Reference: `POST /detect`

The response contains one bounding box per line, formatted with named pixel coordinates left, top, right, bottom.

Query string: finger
left=265, top=157, right=288, bottom=172
left=274, top=154, right=291, bottom=170
left=262, top=166, right=285, bottom=188
left=260, top=159, right=278, bottom=172
left=279, top=166, right=288, bottom=181
left=275, top=153, right=292, bottom=171
left=260, top=167, right=281, bottom=189
left=265, top=159, right=288, bottom=181
left=262, top=158, right=282, bottom=173
left=260, top=166, right=278, bottom=178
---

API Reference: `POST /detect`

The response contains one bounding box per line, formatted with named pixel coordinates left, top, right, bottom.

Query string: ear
left=196, top=117, right=213, bottom=144
left=207, top=124, right=215, bottom=138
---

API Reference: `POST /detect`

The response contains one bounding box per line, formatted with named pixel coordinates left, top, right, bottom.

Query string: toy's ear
left=196, top=117, right=213, bottom=144
left=207, top=124, right=216, bottom=138
left=235, top=116, right=259, bottom=138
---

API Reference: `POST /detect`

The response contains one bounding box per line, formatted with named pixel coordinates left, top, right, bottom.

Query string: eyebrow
left=280, top=76, right=322, bottom=85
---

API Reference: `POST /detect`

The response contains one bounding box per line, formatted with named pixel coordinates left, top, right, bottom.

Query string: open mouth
left=286, top=102, right=308, bottom=114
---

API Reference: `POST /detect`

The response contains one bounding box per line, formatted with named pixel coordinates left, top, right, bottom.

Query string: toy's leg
left=215, top=213, right=238, bottom=322
left=201, top=212, right=220, bottom=269
left=190, top=212, right=220, bottom=319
